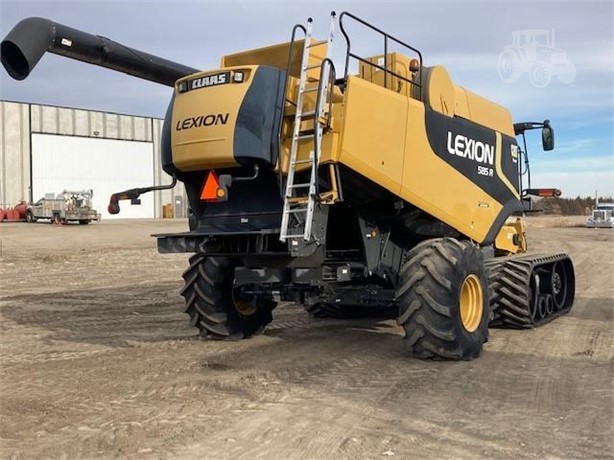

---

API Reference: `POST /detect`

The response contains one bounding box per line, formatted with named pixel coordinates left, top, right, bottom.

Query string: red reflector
left=524, top=188, right=562, bottom=198
left=201, top=171, right=221, bottom=201
left=538, top=188, right=562, bottom=197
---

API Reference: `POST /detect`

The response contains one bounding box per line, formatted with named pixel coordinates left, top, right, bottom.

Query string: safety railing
left=338, top=11, right=423, bottom=92
left=277, top=23, right=307, bottom=195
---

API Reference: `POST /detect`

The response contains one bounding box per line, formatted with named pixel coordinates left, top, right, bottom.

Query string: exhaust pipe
left=1, top=17, right=198, bottom=87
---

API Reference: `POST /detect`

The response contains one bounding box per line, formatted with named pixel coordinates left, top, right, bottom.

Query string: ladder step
left=284, top=207, right=308, bottom=214
left=288, top=183, right=310, bottom=188
left=286, top=197, right=309, bottom=204
left=302, top=86, right=320, bottom=93
left=294, top=129, right=315, bottom=140
left=304, top=64, right=322, bottom=71
left=292, top=159, right=313, bottom=165
left=285, top=234, right=307, bottom=240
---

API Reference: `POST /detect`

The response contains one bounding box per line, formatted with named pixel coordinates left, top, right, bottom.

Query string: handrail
left=315, top=58, right=336, bottom=132
left=313, top=57, right=336, bottom=196
left=278, top=23, right=307, bottom=197
left=338, top=11, right=422, bottom=92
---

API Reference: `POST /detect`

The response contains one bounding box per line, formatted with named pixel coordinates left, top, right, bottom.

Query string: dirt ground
left=0, top=217, right=612, bottom=459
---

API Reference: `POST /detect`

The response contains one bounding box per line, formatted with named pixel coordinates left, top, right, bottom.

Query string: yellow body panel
left=495, top=218, right=527, bottom=254
left=336, top=77, right=408, bottom=195
left=358, top=54, right=514, bottom=134
left=222, top=39, right=327, bottom=81
left=400, top=96, right=503, bottom=243
left=358, top=53, right=416, bottom=98
left=171, top=67, right=259, bottom=171
left=454, top=86, right=471, bottom=119
left=328, top=75, right=514, bottom=243
left=422, top=66, right=455, bottom=117
left=463, top=88, right=515, bottom=137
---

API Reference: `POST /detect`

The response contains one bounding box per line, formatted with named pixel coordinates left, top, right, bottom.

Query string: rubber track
left=487, top=253, right=573, bottom=329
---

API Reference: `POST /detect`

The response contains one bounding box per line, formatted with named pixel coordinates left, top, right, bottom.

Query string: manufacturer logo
left=175, top=113, right=229, bottom=131
left=189, top=72, right=230, bottom=90
left=446, top=132, right=494, bottom=166
left=510, top=144, right=519, bottom=163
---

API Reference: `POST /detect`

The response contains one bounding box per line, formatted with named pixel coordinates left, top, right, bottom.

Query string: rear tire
left=79, top=220, right=90, bottom=225
left=26, top=212, right=35, bottom=223
left=397, top=238, right=489, bottom=360
left=180, top=254, right=275, bottom=340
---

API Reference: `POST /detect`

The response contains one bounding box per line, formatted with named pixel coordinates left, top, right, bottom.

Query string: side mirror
left=542, top=119, right=554, bottom=151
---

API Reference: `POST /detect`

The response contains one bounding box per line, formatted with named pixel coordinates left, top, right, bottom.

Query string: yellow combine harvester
left=2, top=12, right=575, bottom=359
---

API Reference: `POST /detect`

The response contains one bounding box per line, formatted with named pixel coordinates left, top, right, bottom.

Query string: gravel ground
left=0, top=217, right=612, bottom=459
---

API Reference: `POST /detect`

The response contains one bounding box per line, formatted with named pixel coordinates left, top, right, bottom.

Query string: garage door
left=32, top=134, right=154, bottom=219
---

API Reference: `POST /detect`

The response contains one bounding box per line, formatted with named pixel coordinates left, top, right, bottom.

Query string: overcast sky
left=1, top=0, right=612, bottom=197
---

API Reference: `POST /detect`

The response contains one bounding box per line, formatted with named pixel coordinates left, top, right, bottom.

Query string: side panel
left=333, top=76, right=522, bottom=244
left=338, top=77, right=407, bottom=195
left=234, top=66, right=285, bottom=166
left=169, top=65, right=285, bottom=172
left=401, top=100, right=520, bottom=243
left=171, top=68, right=244, bottom=170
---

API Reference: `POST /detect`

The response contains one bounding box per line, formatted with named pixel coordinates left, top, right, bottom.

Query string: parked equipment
left=586, top=201, right=614, bottom=228
left=1, top=12, right=576, bottom=359
left=26, top=190, right=101, bottom=225
left=0, top=201, right=27, bottom=222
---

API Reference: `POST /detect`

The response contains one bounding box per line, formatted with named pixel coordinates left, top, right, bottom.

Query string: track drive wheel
left=397, top=238, right=489, bottom=360
left=181, top=254, right=275, bottom=340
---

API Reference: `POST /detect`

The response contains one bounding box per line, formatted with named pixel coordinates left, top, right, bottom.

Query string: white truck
left=26, top=190, right=101, bottom=225
left=586, top=202, right=614, bottom=228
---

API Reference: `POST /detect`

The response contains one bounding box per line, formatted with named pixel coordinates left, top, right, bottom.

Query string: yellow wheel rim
left=459, top=274, right=483, bottom=332
left=232, top=289, right=257, bottom=317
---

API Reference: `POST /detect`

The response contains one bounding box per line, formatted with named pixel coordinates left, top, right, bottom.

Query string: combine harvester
left=1, top=12, right=575, bottom=359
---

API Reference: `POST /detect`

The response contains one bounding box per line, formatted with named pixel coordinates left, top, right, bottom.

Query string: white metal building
left=0, top=100, right=187, bottom=219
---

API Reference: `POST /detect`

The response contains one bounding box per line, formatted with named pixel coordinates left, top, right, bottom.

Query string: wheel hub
left=460, top=274, right=483, bottom=332
left=231, top=288, right=257, bottom=317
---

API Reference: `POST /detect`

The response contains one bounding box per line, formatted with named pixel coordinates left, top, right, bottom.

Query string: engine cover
left=162, top=65, right=286, bottom=175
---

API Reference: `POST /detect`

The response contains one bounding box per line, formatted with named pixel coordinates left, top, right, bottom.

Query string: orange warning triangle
left=201, top=171, right=220, bottom=200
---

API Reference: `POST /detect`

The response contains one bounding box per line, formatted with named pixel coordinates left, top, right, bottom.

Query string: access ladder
left=279, top=13, right=337, bottom=243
